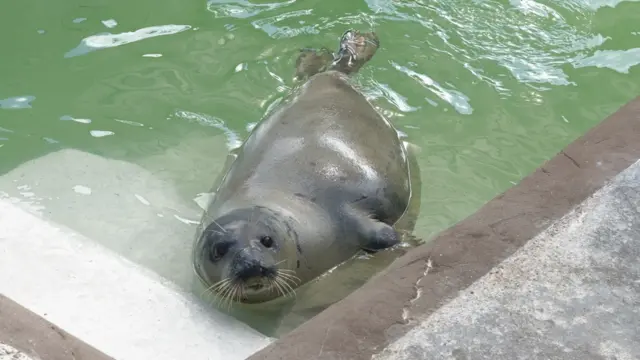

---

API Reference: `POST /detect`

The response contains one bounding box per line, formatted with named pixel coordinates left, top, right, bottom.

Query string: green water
left=3, top=0, right=639, bottom=237
left=1, top=0, right=639, bottom=333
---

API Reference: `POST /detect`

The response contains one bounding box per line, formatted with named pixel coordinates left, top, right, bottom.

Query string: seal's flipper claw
left=294, top=47, right=334, bottom=81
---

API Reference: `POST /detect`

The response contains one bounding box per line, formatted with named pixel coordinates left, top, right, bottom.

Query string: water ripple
left=90, top=130, right=115, bottom=138
left=392, top=61, right=473, bottom=115
left=102, top=19, right=118, bottom=29
left=0, top=95, right=35, bottom=109
left=206, top=0, right=296, bottom=19
left=60, top=115, right=91, bottom=124
left=368, top=0, right=606, bottom=90
left=573, top=48, right=640, bottom=73
left=577, top=0, right=640, bottom=10
left=173, top=110, right=243, bottom=150
left=364, top=80, right=420, bottom=113
left=65, top=24, right=192, bottom=58
left=251, top=9, right=318, bottom=38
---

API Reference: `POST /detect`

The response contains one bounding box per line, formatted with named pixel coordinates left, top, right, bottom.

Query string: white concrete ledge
left=0, top=196, right=271, bottom=360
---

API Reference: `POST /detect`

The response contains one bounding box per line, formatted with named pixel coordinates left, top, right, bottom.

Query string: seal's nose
left=235, top=257, right=275, bottom=281
left=237, top=261, right=273, bottom=281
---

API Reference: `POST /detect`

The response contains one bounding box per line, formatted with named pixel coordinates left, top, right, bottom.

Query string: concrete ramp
left=0, top=147, right=272, bottom=360
left=374, top=159, right=640, bottom=359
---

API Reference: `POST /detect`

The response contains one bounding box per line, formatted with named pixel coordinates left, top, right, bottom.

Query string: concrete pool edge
left=247, top=96, right=640, bottom=360
left=0, top=294, right=114, bottom=360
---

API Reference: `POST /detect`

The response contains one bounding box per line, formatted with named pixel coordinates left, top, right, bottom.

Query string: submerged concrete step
left=0, top=197, right=272, bottom=360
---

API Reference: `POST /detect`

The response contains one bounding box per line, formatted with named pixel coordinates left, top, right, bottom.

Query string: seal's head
left=194, top=206, right=300, bottom=305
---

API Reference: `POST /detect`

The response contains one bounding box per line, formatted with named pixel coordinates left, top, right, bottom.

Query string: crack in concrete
left=562, top=151, right=581, bottom=168
left=401, top=258, right=433, bottom=324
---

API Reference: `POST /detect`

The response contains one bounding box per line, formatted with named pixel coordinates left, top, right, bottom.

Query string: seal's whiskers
left=225, top=283, right=241, bottom=311
left=217, top=281, right=235, bottom=308
left=276, top=277, right=296, bottom=298
left=277, top=274, right=301, bottom=285
left=275, top=270, right=298, bottom=298
left=199, top=277, right=229, bottom=298
left=274, top=259, right=287, bottom=267
left=277, top=270, right=302, bottom=283
left=271, top=277, right=288, bottom=298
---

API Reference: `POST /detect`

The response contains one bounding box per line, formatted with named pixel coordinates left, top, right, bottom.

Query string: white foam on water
left=134, top=194, right=150, bottom=205
left=73, top=185, right=92, bottom=195
left=391, top=62, right=473, bottom=115
left=573, top=48, right=640, bottom=74
left=0, top=96, right=35, bottom=109
left=60, top=115, right=91, bottom=124
left=115, top=119, right=145, bottom=126
left=90, top=130, right=114, bottom=138
left=102, top=19, right=118, bottom=28
left=65, top=24, right=191, bottom=58
left=174, top=214, right=199, bottom=225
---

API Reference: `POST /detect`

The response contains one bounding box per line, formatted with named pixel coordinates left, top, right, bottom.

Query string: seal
left=192, top=29, right=417, bottom=305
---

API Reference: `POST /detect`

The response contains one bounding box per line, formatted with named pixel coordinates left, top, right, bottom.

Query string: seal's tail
left=329, top=29, right=380, bottom=75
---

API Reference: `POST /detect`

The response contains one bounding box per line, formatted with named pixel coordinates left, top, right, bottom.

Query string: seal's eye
left=260, top=235, right=274, bottom=248
left=210, top=241, right=231, bottom=261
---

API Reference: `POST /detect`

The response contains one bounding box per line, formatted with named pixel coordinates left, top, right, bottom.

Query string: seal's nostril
left=237, top=265, right=260, bottom=280
left=235, top=258, right=271, bottom=280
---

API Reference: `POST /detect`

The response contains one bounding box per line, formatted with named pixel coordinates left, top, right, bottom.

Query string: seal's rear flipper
left=330, top=29, right=380, bottom=75
left=294, top=47, right=334, bottom=81
left=343, top=205, right=400, bottom=252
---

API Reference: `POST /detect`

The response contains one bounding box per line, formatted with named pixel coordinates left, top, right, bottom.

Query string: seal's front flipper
left=295, top=47, right=334, bottom=81
left=343, top=205, right=400, bottom=253
left=360, top=220, right=400, bottom=253
left=330, top=29, right=380, bottom=75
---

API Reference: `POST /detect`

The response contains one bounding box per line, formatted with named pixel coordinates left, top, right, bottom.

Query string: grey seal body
left=193, top=30, right=414, bottom=304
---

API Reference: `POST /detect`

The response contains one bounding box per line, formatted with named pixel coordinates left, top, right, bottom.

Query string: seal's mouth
left=247, top=283, right=265, bottom=291
left=242, top=277, right=270, bottom=293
